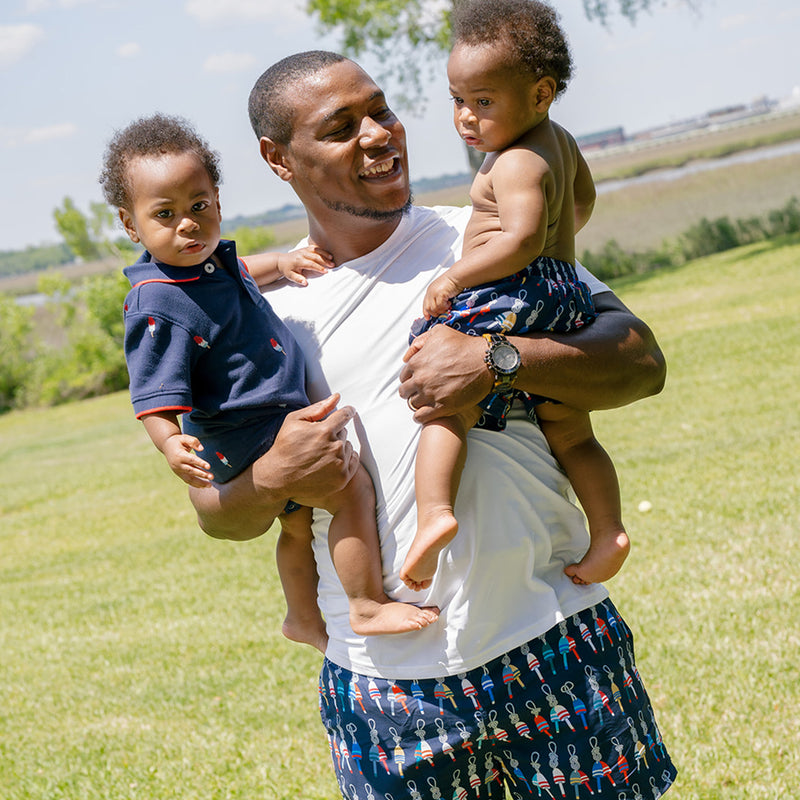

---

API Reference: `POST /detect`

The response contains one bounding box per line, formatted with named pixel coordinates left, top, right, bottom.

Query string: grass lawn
left=593, top=234, right=800, bottom=799
left=1, top=234, right=798, bottom=798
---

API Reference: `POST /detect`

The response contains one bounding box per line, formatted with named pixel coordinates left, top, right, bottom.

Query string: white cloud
left=204, top=51, right=257, bottom=74
left=0, top=122, right=77, bottom=147
left=0, top=24, right=44, bottom=68
left=185, top=0, right=306, bottom=24
left=116, top=41, right=141, bottom=58
left=24, top=123, right=78, bottom=144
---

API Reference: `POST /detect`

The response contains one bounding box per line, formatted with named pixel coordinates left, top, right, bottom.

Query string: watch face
left=493, top=343, right=520, bottom=374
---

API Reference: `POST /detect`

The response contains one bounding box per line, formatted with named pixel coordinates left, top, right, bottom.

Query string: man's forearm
left=399, top=290, right=666, bottom=422
left=511, top=292, right=666, bottom=411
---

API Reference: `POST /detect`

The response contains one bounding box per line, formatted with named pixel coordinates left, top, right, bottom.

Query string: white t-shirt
left=265, top=204, right=609, bottom=679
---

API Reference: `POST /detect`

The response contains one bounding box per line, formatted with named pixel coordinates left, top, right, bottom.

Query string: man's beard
left=322, top=193, right=414, bottom=221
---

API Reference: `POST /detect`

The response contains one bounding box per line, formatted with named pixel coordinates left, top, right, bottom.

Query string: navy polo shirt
left=122, top=240, right=308, bottom=472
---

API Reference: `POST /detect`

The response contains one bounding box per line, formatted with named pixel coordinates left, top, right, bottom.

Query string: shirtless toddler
left=400, top=0, right=630, bottom=592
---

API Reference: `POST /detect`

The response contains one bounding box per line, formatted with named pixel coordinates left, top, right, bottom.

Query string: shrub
left=0, top=296, right=36, bottom=411
left=766, top=197, right=800, bottom=237
left=227, top=225, right=276, bottom=256
left=17, top=271, right=129, bottom=408
left=680, top=216, right=741, bottom=260
left=580, top=196, right=799, bottom=283
left=580, top=239, right=674, bottom=283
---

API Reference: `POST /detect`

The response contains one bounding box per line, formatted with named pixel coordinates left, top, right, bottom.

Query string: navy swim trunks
left=318, top=599, right=677, bottom=799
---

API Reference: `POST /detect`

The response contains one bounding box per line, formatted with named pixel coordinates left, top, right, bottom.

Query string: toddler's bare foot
left=282, top=612, right=329, bottom=654
left=564, top=530, right=630, bottom=586
left=399, top=510, right=459, bottom=591
left=350, top=599, right=440, bottom=636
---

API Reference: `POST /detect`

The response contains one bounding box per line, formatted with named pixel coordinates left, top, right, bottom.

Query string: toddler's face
left=120, top=151, right=221, bottom=267
left=447, top=43, right=540, bottom=153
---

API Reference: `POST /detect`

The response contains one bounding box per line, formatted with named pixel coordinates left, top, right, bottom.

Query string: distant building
left=707, top=104, right=747, bottom=119
left=579, top=94, right=789, bottom=154
left=576, top=127, right=625, bottom=151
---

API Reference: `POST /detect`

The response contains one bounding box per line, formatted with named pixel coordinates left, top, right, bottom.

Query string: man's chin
left=325, top=194, right=413, bottom=221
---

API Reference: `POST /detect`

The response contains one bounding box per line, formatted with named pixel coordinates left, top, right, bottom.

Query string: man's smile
left=359, top=156, right=401, bottom=180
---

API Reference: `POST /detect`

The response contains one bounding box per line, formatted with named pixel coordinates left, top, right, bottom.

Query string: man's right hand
left=190, top=393, right=359, bottom=540
left=264, top=393, right=360, bottom=507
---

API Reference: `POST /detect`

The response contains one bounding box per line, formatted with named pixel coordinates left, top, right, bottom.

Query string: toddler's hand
left=162, top=434, right=214, bottom=488
left=278, top=246, right=334, bottom=286
left=423, top=273, right=462, bottom=319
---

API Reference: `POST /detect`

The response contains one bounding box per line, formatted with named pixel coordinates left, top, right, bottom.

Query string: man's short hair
left=451, top=0, right=573, bottom=97
left=99, top=113, right=221, bottom=210
left=248, top=50, right=348, bottom=144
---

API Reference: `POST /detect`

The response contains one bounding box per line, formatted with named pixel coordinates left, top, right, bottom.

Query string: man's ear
left=259, top=137, right=293, bottom=183
left=533, top=76, right=557, bottom=113
left=214, top=185, right=221, bottom=218
left=119, top=208, right=140, bottom=243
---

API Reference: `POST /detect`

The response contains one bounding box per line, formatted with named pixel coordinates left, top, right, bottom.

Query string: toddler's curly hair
left=451, top=0, right=573, bottom=97
left=99, top=113, right=221, bottom=209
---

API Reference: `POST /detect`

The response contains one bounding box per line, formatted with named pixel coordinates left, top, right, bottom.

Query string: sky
left=1, top=0, right=799, bottom=252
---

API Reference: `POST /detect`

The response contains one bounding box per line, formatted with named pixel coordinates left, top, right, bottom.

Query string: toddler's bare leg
left=276, top=506, right=329, bottom=653
left=400, top=407, right=483, bottom=592
left=325, top=464, right=440, bottom=635
left=537, top=403, right=630, bottom=585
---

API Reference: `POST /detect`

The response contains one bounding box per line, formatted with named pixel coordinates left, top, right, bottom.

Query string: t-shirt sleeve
left=574, top=258, right=610, bottom=296
left=124, top=311, right=195, bottom=418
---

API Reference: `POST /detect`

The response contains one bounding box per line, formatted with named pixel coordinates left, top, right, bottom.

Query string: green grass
left=1, top=402, right=333, bottom=798
left=2, top=235, right=799, bottom=798
left=593, top=234, right=800, bottom=798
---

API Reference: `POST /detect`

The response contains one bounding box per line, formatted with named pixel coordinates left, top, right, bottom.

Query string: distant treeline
left=222, top=171, right=473, bottom=232
left=1, top=175, right=475, bottom=280
left=1, top=197, right=799, bottom=414
left=0, top=243, right=74, bottom=280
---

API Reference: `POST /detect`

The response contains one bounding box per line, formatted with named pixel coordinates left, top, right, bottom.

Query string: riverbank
left=4, top=107, right=800, bottom=296
left=415, top=126, right=800, bottom=254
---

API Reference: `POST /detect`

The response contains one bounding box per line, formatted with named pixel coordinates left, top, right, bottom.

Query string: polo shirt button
left=204, top=262, right=215, bottom=273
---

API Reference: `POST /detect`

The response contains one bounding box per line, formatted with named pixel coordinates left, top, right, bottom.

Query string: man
left=190, top=51, right=676, bottom=799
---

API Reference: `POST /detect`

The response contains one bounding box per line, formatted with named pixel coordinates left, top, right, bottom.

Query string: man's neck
left=306, top=211, right=405, bottom=265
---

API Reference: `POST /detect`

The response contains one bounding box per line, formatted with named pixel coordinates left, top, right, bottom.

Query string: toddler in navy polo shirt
left=100, top=114, right=438, bottom=650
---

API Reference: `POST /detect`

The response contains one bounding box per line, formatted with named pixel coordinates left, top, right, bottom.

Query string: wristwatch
left=483, top=333, right=521, bottom=393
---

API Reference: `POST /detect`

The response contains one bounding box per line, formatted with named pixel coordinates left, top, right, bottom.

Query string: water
left=595, top=138, right=800, bottom=196
left=14, top=293, right=50, bottom=307
left=11, top=139, right=800, bottom=306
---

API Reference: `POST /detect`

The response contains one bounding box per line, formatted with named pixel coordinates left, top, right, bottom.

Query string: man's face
left=276, top=60, right=410, bottom=222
